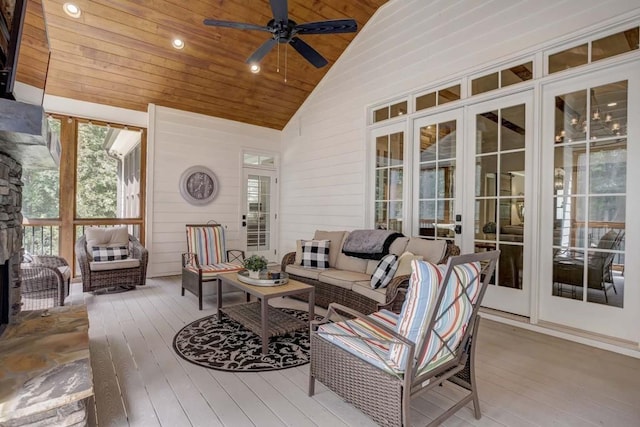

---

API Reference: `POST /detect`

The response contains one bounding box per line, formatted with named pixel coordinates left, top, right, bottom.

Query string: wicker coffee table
left=217, top=272, right=315, bottom=355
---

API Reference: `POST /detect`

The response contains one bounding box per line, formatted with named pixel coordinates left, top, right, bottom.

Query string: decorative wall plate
left=179, top=166, right=219, bottom=205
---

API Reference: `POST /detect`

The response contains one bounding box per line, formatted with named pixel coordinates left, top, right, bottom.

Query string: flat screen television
left=0, top=0, right=27, bottom=100
left=0, top=0, right=49, bottom=102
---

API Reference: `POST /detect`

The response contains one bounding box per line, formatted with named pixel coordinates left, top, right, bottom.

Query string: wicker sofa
left=281, top=230, right=460, bottom=314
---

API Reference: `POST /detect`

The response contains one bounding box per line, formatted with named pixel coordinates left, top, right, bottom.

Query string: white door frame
left=538, top=62, right=639, bottom=342
left=241, top=166, right=278, bottom=262
left=464, top=90, right=535, bottom=317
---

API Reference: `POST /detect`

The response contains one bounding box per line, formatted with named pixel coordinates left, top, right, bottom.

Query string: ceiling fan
left=203, top=0, right=357, bottom=69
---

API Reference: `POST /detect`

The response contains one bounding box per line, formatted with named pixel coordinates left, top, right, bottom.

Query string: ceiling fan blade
left=289, top=37, right=328, bottom=68
left=270, top=0, right=288, bottom=23
left=203, top=19, right=271, bottom=32
left=246, top=38, right=278, bottom=64
left=294, top=19, right=357, bottom=35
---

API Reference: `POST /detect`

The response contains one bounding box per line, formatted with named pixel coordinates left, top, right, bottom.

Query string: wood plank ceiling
left=16, top=0, right=388, bottom=130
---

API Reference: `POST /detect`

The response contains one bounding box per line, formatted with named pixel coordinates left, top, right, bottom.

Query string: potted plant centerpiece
left=243, top=255, right=268, bottom=279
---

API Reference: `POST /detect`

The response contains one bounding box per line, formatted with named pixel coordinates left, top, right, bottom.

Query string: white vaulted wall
left=278, top=0, right=640, bottom=252
left=147, top=105, right=280, bottom=277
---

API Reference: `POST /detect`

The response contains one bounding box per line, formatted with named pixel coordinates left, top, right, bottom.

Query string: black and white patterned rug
left=173, top=308, right=315, bottom=372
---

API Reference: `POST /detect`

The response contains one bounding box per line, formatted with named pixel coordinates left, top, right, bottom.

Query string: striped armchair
left=181, top=223, right=245, bottom=309
left=309, top=250, right=500, bottom=427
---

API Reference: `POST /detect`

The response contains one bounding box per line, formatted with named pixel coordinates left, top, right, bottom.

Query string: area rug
left=173, top=308, right=316, bottom=372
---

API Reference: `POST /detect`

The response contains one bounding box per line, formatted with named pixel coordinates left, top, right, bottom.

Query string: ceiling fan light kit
left=204, top=0, right=357, bottom=76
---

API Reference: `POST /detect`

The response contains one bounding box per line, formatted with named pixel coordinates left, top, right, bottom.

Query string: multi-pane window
left=552, top=81, right=627, bottom=307
left=472, top=62, right=533, bottom=95
left=375, top=132, right=404, bottom=232
left=373, top=100, right=408, bottom=124
left=417, top=121, right=456, bottom=239
left=548, top=27, right=639, bottom=74
left=415, top=84, right=461, bottom=112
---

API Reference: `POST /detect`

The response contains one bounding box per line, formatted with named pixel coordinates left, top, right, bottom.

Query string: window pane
left=501, top=62, right=533, bottom=87
left=416, top=92, right=436, bottom=111
left=472, top=72, right=498, bottom=95
left=389, top=132, right=403, bottom=166
left=554, top=143, right=587, bottom=195
left=390, top=101, right=407, bottom=118
left=418, top=200, right=436, bottom=237
left=438, top=121, right=456, bottom=160
left=590, top=81, right=628, bottom=140
left=592, top=27, right=639, bottom=62
left=22, top=117, right=60, bottom=219
left=589, top=196, right=625, bottom=223
left=549, top=44, right=588, bottom=74
left=376, top=135, right=388, bottom=167
left=475, top=199, right=497, bottom=240
left=76, top=123, right=142, bottom=218
left=375, top=169, right=388, bottom=200
left=389, top=202, right=403, bottom=232
left=419, top=125, right=437, bottom=162
left=589, top=139, right=626, bottom=194
left=375, top=201, right=388, bottom=229
left=475, top=155, right=497, bottom=197
left=439, top=85, right=461, bottom=105
left=374, top=107, right=389, bottom=123
left=419, top=164, right=436, bottom=199
left=554, top=90, right=587, bottom=143
left=476, top=111, right=499, bottom=153
left=553, top=196, right=586, bottom=247
left=439, top=160, right=455, bottom=199
left=501, top=104, right=526, bottom=151
left=389, top=167, right=403, bottom=200
left=501, top=152, right=525, bottom=181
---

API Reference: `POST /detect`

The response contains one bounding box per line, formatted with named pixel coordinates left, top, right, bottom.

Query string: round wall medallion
left=179, top=166, right=219, bottom=205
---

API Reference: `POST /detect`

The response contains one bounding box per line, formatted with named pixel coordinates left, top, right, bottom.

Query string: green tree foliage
left=76, top=123, right=118, bottom=218
left=21, top=120, right=118, bottom=219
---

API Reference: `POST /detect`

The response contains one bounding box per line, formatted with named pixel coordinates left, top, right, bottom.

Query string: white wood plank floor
left=67, top=276, right=640, bottom=427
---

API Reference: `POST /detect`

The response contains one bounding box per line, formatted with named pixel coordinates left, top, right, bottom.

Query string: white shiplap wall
left=147, top=105, right=280, bottom=277
left=278, top=0, right=640, bottom=254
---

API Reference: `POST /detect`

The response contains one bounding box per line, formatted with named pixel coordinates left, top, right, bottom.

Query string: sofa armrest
left=281, top=251, right=296, bottom=271
left=380, top=274, right=411, bottom=313
left=32, top=255, right=69, bottom=269
left=441, top=242, right=461, bottom=264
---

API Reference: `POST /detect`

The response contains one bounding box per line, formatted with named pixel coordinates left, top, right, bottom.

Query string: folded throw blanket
left=342, top=230, right=404, bottom=260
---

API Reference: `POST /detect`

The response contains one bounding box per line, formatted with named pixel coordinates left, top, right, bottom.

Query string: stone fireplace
left=0, top=150, right=93, bottom=426
left=0, top=151, right=23, bottom=334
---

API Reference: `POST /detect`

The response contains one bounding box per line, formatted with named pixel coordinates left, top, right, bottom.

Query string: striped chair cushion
left=416, top=261, right=481, bottom=374
left=388, top=260, right=440, bottom=369
left=186, top=225, right=227, bottom=265
left=184, top=262, right=242, bottom=278
left=317, top=310, right=401, bottom=373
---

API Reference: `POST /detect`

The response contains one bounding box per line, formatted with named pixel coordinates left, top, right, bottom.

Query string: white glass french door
left=412, top=109, right=464, bottom=248
left=463, top=91, right=534, bottom=317
left=539, top=63, right=639, bottom=342
left=242, top=169, right=277, bottom=261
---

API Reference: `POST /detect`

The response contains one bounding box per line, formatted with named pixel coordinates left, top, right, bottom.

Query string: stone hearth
left=0, top=305, right=93, bottom=426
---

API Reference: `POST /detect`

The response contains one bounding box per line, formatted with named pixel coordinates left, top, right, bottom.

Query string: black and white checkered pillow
left=92, top=246, right=129, bottom=262
left=370, top=254, right=399, bottom=289
left=301, top=240, right=330, bottom=269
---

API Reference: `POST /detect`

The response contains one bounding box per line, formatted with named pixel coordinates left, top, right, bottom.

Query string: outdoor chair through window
left=309, top=250, right=500, bottom=427
left=181, top=223, right=245, bottom=310
left=552, top=229, right=624, bottom=303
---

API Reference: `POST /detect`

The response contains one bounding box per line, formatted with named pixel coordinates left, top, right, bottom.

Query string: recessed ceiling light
left=172, top=38, right=185, bottom=50
left=63, top=3, right=81, bottom=18
left=249, top=63, right=261, bottom=73
left=607, top=102, right=617, bottom=107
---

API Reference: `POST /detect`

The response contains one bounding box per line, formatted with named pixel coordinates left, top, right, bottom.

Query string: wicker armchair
left=76, top=233, right=148, bottom=293
left=309, top=251, right=500, bottom=427
left=21, top=255, right=71, bottom=310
